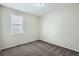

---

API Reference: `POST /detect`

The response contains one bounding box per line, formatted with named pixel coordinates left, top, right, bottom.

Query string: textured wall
left=40, top=5, right=79, bottom=52
left=0, top=6, right=2, bottom=50
left=1, top=6, right=40, bottom=49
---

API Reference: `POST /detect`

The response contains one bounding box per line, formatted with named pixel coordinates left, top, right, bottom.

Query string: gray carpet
left=1, top=40, right=79, bottom=56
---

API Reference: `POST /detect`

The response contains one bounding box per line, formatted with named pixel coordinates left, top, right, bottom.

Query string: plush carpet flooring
left=1, top=40, right=79, bottom=56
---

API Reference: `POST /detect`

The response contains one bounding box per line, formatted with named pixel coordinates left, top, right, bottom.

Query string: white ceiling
left=1, top=3, right=79, bottom=17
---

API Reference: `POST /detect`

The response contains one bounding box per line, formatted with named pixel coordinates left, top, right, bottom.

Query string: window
left=11, top=14, right=24, bottom=34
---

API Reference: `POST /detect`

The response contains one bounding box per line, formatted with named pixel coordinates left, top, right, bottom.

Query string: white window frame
left=11, top=14, right=24, bottom=34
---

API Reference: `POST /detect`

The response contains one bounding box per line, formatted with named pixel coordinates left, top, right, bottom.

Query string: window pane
left=11, top=14, right=24, bottom=34
left=11, top=25, right=24, bottom=34
left=11, top=14, right=23, bottom=24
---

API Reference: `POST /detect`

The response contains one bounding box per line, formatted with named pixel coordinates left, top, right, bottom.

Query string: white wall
left=40, top=5, right=79, bottom=52
left=1, top=6, right=40, bottom=49
left=0, top=6, right=2, bottom=50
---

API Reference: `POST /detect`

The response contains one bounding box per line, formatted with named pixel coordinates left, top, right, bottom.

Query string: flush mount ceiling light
left=32, top=3, right=46, bottom=7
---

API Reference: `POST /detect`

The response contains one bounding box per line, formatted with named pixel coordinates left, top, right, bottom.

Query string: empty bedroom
left=0, top=3, right=79, bottom=56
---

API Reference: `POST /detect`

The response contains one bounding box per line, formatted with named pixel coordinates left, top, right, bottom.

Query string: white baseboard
left=1, top=39, right=38, bottom=50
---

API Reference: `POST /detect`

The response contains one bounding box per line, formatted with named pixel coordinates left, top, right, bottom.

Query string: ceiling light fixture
left=32, top=3, right=46, bottom=7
